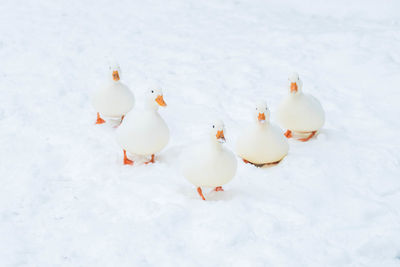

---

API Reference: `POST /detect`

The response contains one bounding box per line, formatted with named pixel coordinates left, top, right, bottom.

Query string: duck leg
left=123, top=150, right=134, bottom=165
left=197, top=187, right=206, bottom=200
left=113, top=115, right=125, bottom=128
left=284, top=130, right=292, bottom=138
left=214, top=186, right=224, bottom=192
left=299, top=131, right=316, bottom=142
left=95, top=112, right=106, bottom=124
left=144, top=154, right=155, bottom=164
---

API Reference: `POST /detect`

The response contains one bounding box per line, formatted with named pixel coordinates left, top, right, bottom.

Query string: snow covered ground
left=1, top=0, right=400, bottom=266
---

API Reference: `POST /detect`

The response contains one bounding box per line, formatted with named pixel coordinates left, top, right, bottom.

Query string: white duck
left=182, top=120, right=237, bottom=200
left=277, top=72, right=325, bottom=141
left=91, top=64, right=135, bottom=125
left=116, top=88, right=169, bottom=165
left=236, top=102, right=289, bottom=166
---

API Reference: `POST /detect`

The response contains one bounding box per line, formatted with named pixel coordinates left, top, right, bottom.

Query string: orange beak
left=112, top=70, right=120, bottom=81
left=216, top=130, right=225, bottom=141
left=290, top=82, right=298, bottom=93
left=258, top=112, right=266, bottom=122
left=155, top=95, right=167, bottom=106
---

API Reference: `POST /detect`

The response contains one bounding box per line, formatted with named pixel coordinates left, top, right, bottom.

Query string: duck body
left=116, top=108, right=169, bottom=155
left=116, top=88, right=169, bottom=162
left=91, top=81, right=135, bottom=118
left=277, top=93, right=324, bottom=132
left=183, top=142, right=237, bottom=188
left=237, top=123, right=288, bottom=165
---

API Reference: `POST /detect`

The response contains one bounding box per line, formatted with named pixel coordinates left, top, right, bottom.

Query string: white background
left=1, top=0, right=400, bottom=266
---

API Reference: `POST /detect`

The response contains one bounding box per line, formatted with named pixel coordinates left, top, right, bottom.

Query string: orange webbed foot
left=124, top=158, right=134, bottom=165
left=215, top=186, right=224, bottom=192
left=123, top=150, right=134, bottom=165
left=197, top=187, right=206, bottom=200
left=299, top=131, right=316, bottom=142
left=284, top=130, right=292, bottom=138
left=144, top=154, right=155, bottom=164
left=243, top=159, right=250, bottom=164
left=95, top=113, right=106, bottom=124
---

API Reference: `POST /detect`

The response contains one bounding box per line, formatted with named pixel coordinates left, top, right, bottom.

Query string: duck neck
left=145, top=100, right=159, bottom=112
left=290, top=91, right=303, bottom=98
left=109, top=76, right=120, bottom=84
left=210, top=138, right=223, bottom=150
left=257, top=121, right=270, bottom=130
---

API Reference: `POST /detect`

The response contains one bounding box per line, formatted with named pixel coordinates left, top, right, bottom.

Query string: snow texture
left=1, top=0, right=400, bottom=266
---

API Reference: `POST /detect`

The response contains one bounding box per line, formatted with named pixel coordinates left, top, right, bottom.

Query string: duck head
left=147, top=88, right=167, bottom=110
left=254, top=102, right=270, bottom=124
left=210, top=119, right=226, bottom=144
left=288, top=72, right=303, bottom=95
left=109, top=64, right=121, bottom=82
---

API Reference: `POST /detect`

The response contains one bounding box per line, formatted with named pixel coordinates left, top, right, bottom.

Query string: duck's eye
left=151, top=90, right=154, bottom=93
left=212, top=125, right=215, bottom=128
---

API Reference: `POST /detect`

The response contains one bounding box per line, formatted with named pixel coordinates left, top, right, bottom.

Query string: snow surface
left=1, top=0, right=400, bottom=266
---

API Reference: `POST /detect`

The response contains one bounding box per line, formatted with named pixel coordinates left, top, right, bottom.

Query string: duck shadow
left=316, top=128, right=346, bottom=141
left=205, top=188, right=236, bottom=201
